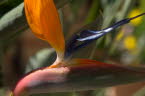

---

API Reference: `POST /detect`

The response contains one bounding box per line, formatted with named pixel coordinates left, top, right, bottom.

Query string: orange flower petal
left=24, top=0, right=65, bottom=58
left=67, top=58, right=118, bottom=68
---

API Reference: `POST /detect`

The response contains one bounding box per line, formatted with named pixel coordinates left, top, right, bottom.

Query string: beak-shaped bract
left=24, top=0, right=65, bottom=58
left=12, top=59, right=145, bottom=96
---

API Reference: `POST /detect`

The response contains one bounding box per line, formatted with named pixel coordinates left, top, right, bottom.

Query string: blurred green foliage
left=0, top=0, right=23, bottom=17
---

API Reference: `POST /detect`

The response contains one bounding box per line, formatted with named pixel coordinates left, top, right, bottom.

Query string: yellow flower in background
left=128, top=9, right=143, bottom=26
left=124, top=35, right=137, bottom=51
left=115, top=30, right=124, bottom=41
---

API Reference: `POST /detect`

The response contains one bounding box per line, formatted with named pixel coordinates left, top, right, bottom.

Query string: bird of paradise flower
left=10, top=0, right=145, bottom=96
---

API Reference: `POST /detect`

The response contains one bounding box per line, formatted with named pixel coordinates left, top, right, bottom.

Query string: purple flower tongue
left=77, top=13, right=145, bottom=42
left=65, top=13, right=145, bottom=58
left=77, top=19, right=130, bottom=41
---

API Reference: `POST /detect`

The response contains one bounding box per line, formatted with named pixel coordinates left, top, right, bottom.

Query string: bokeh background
left=0, top=0, right=145, bottom=96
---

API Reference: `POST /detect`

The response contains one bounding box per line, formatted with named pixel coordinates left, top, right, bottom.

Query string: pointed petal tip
left=24, top=0, right=65, bottom=56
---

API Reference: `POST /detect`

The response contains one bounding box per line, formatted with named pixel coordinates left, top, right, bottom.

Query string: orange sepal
left=24, top=0, right=65, bottom=57
left=67, top=58, right=122, bottom=68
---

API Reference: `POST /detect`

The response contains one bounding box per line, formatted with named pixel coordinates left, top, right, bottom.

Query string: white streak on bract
left=104, top=27, right=113, bottom=33
left=77, top=27, right=113, bottom=41
left=77, top=33, right=103, bottom=41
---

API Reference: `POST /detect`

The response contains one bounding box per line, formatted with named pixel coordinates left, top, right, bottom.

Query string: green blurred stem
left=102, top=0, right=122, bottom=28
left=116, top=0, right=133, bottom=20
left=0, top=3, right=27, bottom=42
left=85, top=0, right=100, bottom=24
left=109, top=0, right=133, bottom=54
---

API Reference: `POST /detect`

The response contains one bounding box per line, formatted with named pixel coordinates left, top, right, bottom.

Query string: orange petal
left=24, top=0, right=65, bottom=58
left=67, top=58, right=120, bottom=68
